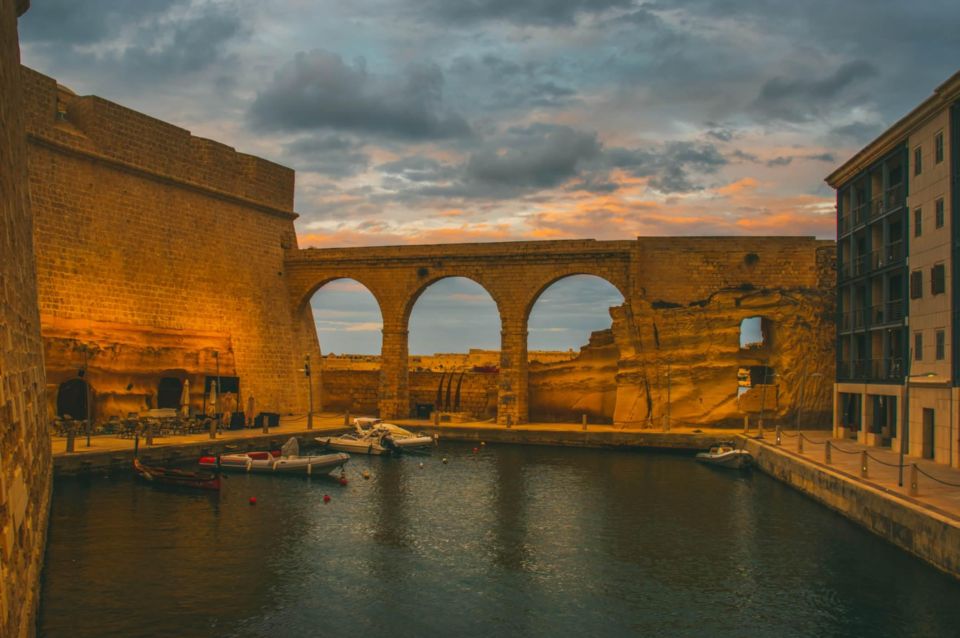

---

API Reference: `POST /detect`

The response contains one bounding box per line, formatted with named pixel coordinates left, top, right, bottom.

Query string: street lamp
left=795, top=372, right=824, bottom=437
left=663, top=362, right=672, bottom=432
left=302, top=354, right=314, bottom=430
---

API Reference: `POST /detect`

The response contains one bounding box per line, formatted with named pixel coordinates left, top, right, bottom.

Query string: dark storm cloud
left=409, top=0, right=634, bottom=26
left=19, top=0, right=184, bottom=45
left=20, top=1, right=246, bottom=81
left=378, top=157, right=460, bottom=183
left=447, top=55, right=578, bottom=111
left=602, top=141, right=728, bottom=193
left=249, top=50, right=471, bottom=140
left=283, top=135, right=370, bottom=178
left=751, top=60, right=879, bottom=123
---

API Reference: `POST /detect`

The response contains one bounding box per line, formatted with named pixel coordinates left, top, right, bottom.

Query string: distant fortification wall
left=21, top=67, right=321, bottom=420
left=0, top=2, right=53, bottom=637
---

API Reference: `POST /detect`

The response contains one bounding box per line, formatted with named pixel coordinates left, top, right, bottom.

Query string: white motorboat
left=316, top=431, right=394, bottom=456
left=199, top=437, right=350, bottom=475
left=352, top=417, right=434, bottom=449
left=695, top=442, right=753, bottom=469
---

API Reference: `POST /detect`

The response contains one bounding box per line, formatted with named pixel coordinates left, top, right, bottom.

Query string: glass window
left=914, top=208, right=922, bottom=236
left=936, top=330, right=945, bottom=360
left=914, top=146, right=922, bottom=175
left=910, top=270, right=923, bottom=299
left=935, top=198, right=945, bottom=229
left=914, top=332, right=923, bottom=360
left=932, top=263, right=946, bottom=295
left=935, top=131, right=944, bottom=164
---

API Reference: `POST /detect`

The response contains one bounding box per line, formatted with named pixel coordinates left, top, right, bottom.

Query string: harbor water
left=40, top=443, right=960, bottom=637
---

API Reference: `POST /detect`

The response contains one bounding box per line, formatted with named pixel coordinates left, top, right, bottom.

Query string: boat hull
left=695, top=450, right=753, bottom=469
left=316, top=436, right=391, bottom=456
left=199, top=452, right=350, bottom=474
left=134, top=458, right=221, bottom=490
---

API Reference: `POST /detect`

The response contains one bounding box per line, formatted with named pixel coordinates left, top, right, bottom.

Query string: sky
left=18, top=0, right=960, bottom=354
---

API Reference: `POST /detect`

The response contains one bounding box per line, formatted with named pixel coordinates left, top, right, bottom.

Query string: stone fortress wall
left=0, top=2, right=52, bottom=637
left=21, top=67, right=322, bottom=421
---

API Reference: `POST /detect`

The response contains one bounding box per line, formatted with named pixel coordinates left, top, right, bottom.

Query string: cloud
left=19, top=0, right=184, bottom=45
left=283, top=135, right=370, bottom=177
left=751, top=60, right=879, bottom=123
left=601, top=141, right=728, bottom=193
left=408, top=0, right=634, bottom=26
left=249, top=49, right=471, bottom=140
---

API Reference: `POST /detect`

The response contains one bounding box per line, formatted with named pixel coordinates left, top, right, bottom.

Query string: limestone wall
left=21, top=67, right=322, bottom=420
left=0, top=2, right=53, bottom=636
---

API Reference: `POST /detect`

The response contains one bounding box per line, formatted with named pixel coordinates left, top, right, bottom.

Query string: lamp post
left=303, top=354, right=314, bottom=430
left=795, top=372, right=824, bottom=437
left=214, top=350, right=220, bottom=430
left=665, top=362, right=672, bottom=432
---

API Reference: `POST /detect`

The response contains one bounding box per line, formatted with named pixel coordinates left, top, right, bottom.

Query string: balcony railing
left=839, top=242, right=905, bottom=281
left=885, top=184, right=904, bottom=211
left=839, top=358, right=903, bottom=381
left=869, top=300, right=905, bottom=325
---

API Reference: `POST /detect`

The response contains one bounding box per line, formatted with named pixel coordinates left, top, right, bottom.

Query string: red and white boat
left=199, top=438, right=350, bottom=476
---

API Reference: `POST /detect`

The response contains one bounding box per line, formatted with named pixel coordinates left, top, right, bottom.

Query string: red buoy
left=339, top=476, right=348, bottom=486
left=249, top=497, right=257, bottom=505
left=472, top=447, right=478, bottom=454
left=323, top=494, right=331, bottom=504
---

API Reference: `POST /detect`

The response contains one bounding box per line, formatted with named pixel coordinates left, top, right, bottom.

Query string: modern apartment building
left=828, top=70, right=960, bottom=468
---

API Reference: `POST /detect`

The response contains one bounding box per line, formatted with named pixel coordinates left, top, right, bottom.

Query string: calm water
left=41, top=443, right=960, bottom=637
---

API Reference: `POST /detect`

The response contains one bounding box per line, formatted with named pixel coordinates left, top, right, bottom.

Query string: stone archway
left=57, top=378, right=90, bottom=420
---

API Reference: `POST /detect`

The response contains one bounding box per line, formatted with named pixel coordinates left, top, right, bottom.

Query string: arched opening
left=527, top=275, right=625, bottom=423
left=157, top=377, right=183, bottom=410
left=407, top=277, right=501, bottom=421
left=310, top=278, right=383, bottom=415
left=57, top=378, right=90, bottom=420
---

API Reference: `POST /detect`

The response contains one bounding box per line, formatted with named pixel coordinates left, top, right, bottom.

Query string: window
left=915, top=332, right=923, bottom=360
left=932, top=263, right=946, bottom=295
left=936, top=330, right=945, bottom=360
left=914, top=146, right=922, bottom=175
left=935, top=198, right=945, bottom=229
left=914, top=208, right=922, bottom=236
left=935, top=131, right=944, bottom=164
left=910, top=270, right=923, bottom=299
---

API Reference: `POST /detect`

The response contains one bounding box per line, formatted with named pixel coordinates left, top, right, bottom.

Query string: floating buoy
left=362, top=470, right=371, bottom=480
left=339, top=475, right=348, bottom=486
left=419, top=462, right=424, bottom=469
left=323, top=494, right=331, bottom=504
left=248, top=497, right=257, bottom=505
left=472, top=447, right=478, bottom=454
left=480, top=441, right=485, bottom=447
left=442, top=457, right=448, bottom=464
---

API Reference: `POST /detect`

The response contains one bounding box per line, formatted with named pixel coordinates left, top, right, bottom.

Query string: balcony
left=885, top=184, right=904, bottom=212
left=869, top=300, right=905, bottom=326
left=839, top=358, right=903, bottom=381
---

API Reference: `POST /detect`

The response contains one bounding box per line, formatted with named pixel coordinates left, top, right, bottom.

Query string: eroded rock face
left=612, top=286, right=834, bottom=428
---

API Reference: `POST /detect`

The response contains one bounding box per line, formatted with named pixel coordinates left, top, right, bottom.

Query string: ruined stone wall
left=0, top=2, right=53, bottom=637
left=21, top=67, right=321, bottom=420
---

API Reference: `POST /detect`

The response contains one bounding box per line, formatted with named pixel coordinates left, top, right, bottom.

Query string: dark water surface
left=41, top=443, right=960, bottom=637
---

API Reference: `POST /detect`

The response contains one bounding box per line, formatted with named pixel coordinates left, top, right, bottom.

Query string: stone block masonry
left=21, top=67, right=322, bottom=421
left=0, top=2, right=54, bottom=637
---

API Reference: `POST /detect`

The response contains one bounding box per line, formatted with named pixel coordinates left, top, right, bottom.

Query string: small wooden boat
left=695, top=442, right=753, bottom=469
left=133, top=457, right=222, bottom=490
left=133, top=433, right=221, bottom=490
left=198, top=438, right=350, bottom=475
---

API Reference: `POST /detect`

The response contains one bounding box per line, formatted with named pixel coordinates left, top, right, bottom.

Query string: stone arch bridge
left=284, top=236, right=833, bottom=425
left=285, top=239, right=633, bottom=424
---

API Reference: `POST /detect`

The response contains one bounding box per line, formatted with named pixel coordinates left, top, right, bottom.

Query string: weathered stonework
left=288, top=237, right=835, bottom=427
left=0, top=2, right=53, bottom=637
left=21, top=68, right=322, bottom=421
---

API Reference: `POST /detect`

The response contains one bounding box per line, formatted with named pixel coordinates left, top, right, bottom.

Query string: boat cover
left=280, top=437, right=300, bottom=458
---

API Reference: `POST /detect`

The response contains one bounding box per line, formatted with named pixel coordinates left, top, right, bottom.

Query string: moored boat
left=352, top=417, right=434, bottom=449
left=199, top=437, right=349, bottom=475
left=695, top=442, right=753, bottom=469
left=317, top=431, right=396, bottom=456
left=133, top=457, right=222, bottom=490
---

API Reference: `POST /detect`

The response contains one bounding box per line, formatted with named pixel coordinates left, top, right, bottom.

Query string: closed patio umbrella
left=247, top=395, right=255, bottom=427
left=180, top=379, right=191, bottom=418
left=208, top=379, right=217, bottom=416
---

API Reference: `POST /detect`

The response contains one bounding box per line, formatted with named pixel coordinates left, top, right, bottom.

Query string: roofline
left=825, top=70, right=960, bottom=188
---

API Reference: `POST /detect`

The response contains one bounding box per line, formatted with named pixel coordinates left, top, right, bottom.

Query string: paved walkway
left=51, top=413, right=348, bottom=457
left=754, top=430, right=960, bottom=522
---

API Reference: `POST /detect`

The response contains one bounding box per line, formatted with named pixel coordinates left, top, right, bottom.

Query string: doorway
left=922, top=408, right=935, bottom=459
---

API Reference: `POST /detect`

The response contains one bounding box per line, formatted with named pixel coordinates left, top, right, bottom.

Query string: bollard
left=743, top=416, right=749, bottom=434
left=775, top=426, right=781, bottom=446
left=208, top=418, right=216, bottom=440
left=909, top=464, right=919, bottom=496
left=824, top=440, right=831, bottom=464
left=506, top=414, right=513, bottom=429
left=860, top=451, right=868, bottom=478
left=85, top=420, right=92, bottom=448
left=345, top=411, right=351, bottom=427
left=262, top=415, right=269, bottom=434
left=146, top=420, right=154, bottom=446
left=582, top=414, right=588, bottom=431
left=66, top=426, right=76, bottom=453
left=757, top=418, right=764, bottom=439
left=434, top=411, right=440, bottom=426
left=798, top=434, right=804, bottom=454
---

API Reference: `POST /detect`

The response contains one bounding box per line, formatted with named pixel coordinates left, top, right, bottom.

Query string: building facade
left=829, top=71, right=960, bottom=468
